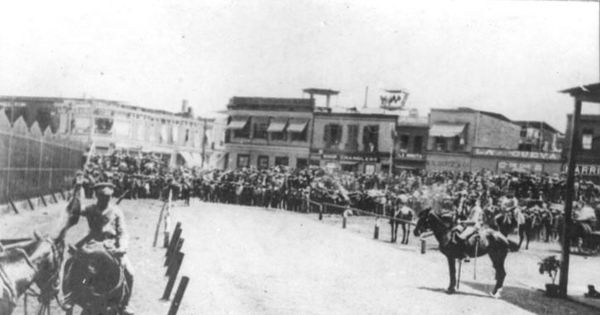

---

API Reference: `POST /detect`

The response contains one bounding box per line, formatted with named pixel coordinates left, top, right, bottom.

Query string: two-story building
left=394, top=109, right=428, bottom=171
left=513, top=120, right=562, bottom=152
left=427, top=107, right=562, bottom=173
left=310, top=107, right=396, bottom=174
left=224, top=97, right=314, bottom=170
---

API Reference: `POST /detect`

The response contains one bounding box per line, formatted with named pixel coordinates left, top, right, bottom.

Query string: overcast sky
left=0, top=0, right=598, bottom=131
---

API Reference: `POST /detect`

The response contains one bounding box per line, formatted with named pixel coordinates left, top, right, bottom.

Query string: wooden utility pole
left=559, top=98, right=582, bottom=297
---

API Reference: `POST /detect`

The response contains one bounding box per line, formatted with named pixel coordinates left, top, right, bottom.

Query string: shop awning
left=287, top=120, right=309, bottom=133
left=226, top=117, right=249, bottom=130
left=429, top=123, right=466, bottom=137
left=267, top=119, right=288, bottom=132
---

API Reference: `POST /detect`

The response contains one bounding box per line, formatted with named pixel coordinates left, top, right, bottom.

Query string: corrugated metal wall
left=0, top=114, right=84, bottom=204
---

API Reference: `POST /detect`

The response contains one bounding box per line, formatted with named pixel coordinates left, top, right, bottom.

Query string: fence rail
left=0, top=115, right=84, bottom=205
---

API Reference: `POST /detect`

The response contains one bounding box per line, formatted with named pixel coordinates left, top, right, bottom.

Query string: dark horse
left=414, top=209, right=519, bottom=297
left=390, top=205, right=414, bottom=244
left=62, top=241, right=130, bottom=315
left=0, top=232, right=65, bottom=315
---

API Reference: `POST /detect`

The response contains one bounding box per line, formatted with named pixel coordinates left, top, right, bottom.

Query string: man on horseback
left=457, top=193, right=484, bottom=243
left=69, top=182, right=135, bottom=315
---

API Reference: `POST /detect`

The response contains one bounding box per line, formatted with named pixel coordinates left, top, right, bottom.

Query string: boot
left=122, top=272, right=135, bottom=314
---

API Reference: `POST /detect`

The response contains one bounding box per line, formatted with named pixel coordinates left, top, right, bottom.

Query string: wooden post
left=39, top=194, right=47, bottom=207
left=166, top=223, right=182, bottom=258
left=162, top=252, right=184, bottom=300
left=342, top=215, right=347, bottom=229
left=166, top=238, right=185, bottom=272
left=373, top=217, right=379, bottom=240
left=559, top=98, right=582, bottom=297
left=318, top=204, right=323, bottom=221
left=167, top=276, right=190, bottom=315
left=153, top=202, right=167, bottom=247
left=164, top=189, right=172, bottom=247
left=420, top=239, right=426, bottom=254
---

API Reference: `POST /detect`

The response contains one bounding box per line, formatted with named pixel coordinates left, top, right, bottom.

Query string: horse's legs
left=446, top=255, right=457, bottom=293
left=517, top=225, right=525, bottom=249
left=490, top=251, right=507, bottom=297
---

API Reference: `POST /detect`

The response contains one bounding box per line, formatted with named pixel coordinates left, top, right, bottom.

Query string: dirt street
left=2, top=199, right=598, bottom=314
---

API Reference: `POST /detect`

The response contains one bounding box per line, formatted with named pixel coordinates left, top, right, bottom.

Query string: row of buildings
left=222, top=88, right=565, bottom=176
left=2, top=87, right=599, bottom=181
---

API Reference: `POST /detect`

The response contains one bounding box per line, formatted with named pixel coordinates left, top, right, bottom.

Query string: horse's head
left=413, top=208, right=432, bottom=236
left=18, top=231, right=64, bottom=297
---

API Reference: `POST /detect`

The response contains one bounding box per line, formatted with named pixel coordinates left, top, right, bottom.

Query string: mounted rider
left=67, top=182, right=135, bottom=315
left=457, top=193, right=484, bottom=243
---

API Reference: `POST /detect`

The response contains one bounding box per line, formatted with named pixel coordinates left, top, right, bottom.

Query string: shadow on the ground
left=462, top=281, right=598, bottom=315
left=417, top=286, right=490, bottom=298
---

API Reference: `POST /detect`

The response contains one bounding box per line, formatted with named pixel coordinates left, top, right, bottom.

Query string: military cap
left=93, top=182, right=115, bottom=196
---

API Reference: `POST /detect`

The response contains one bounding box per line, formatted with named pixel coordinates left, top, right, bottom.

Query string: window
left=233, top=118, right=251, bottom=138
left=435, top=137, right=447, bottom=151
left=271, top=131, right=287, bottom=141
left=362, top=125, right=379, bottom=152
left=253, top=123, right=268, bottom=139
left=275, top=156, right=289, bottom=166
left=364, top=164, right=376, bottom=174
left=399, top=134, right=409, bottom=150
left=341, top=163, right=358, bottom=172
left=324, top=124, right=343, bottom=149
left=582, top=129, right=593, bottom=150
left=290, top=128, right=307, bottom=141
left=237, top=154, right=250, bottom=168
left=114, top=121, right=130, bottom=138
left=257, top=155, right=269, bottom=169
left=296, top=158, right=308, bottom=169
left=345, top=125, right=359, bottom=151
left=413, top=136, right=423, bottom=153
left=184, top=129, right=190, bottom=143
left=520, top=126, right=527, bottom=138
left=94, top=118, right=113, bottom=135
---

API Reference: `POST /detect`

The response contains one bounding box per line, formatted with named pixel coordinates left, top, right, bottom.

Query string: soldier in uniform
left=70, top=182, right=135, bottom=315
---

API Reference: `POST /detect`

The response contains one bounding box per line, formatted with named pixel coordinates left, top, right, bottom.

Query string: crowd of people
left=76, top=150, right=600, bottom=243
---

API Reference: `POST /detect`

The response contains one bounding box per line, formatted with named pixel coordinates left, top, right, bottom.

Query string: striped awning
left=429, top=123, right=466, bottom=137
left=226, top=117, right=249, bottom=130
left=287, top=120, right=309, bottom=133
left=267, top=119, right=288, bottom=132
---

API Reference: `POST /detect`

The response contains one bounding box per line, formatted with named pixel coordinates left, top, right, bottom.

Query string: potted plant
left=538, top=255, right=561, bottom=297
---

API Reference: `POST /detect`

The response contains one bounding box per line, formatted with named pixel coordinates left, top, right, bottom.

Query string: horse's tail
left=508, top=239, right=519, bottom=252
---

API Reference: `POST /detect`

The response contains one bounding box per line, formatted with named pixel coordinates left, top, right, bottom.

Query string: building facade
left=425, top=107, right=561, bottom=173
left=310, top=107, right=396, bottom=174
left=394, top=113, right=428, bottom=170
left=1, top=96, right=210, bottom=167
left=513, top=120, right=562, bottom=152
left=224, top=97, right=314, bottom=170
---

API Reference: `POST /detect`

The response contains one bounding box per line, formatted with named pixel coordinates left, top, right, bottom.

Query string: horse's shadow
left=417, top=286, right=490, bottom=298
left=461, top=281, right=598, bottom=314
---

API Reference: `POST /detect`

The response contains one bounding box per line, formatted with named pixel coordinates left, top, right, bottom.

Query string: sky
left=0, top=0, right=598, bottom=131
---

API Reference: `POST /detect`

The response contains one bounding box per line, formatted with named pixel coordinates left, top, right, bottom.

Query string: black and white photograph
left=2, top=0, right=600, bottom=314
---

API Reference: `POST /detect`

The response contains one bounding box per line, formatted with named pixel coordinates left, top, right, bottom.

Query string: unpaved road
left=2, top=199, right=597, bottom=314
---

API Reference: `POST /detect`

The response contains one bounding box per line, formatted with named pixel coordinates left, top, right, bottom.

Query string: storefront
left=312, top=150, right=389, bottom=174
left=426, top=152, right=472, bottom=172
left=471, top=147, right=562, bottom=174
left=394, top=153, right=426, bottom=171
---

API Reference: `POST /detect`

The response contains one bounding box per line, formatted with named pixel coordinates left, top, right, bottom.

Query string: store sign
left=396, top=152, right=424, bottom=160
left=498, top=161, right=543, bottom=173
left=562, top=164, right=600, bottom=176
left=321, top=153, right=380, bottom=162
left=473, top=148, right=561, bottom=161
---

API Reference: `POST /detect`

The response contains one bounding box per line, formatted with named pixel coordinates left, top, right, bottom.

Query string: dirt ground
left=2, top=199, right=599, bottom=314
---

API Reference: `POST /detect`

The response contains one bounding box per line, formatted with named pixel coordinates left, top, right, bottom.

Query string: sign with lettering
left=321, top=153, right=382, bottom=163
left=498, top=161, right=543, bottom=173
left=426, top=155, right=471, bottom=171
left=562, top=164, right=600, bottom=176
left=472, top=148, right=561, bottom=161
left=396, top=152, right=424, bottom=160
